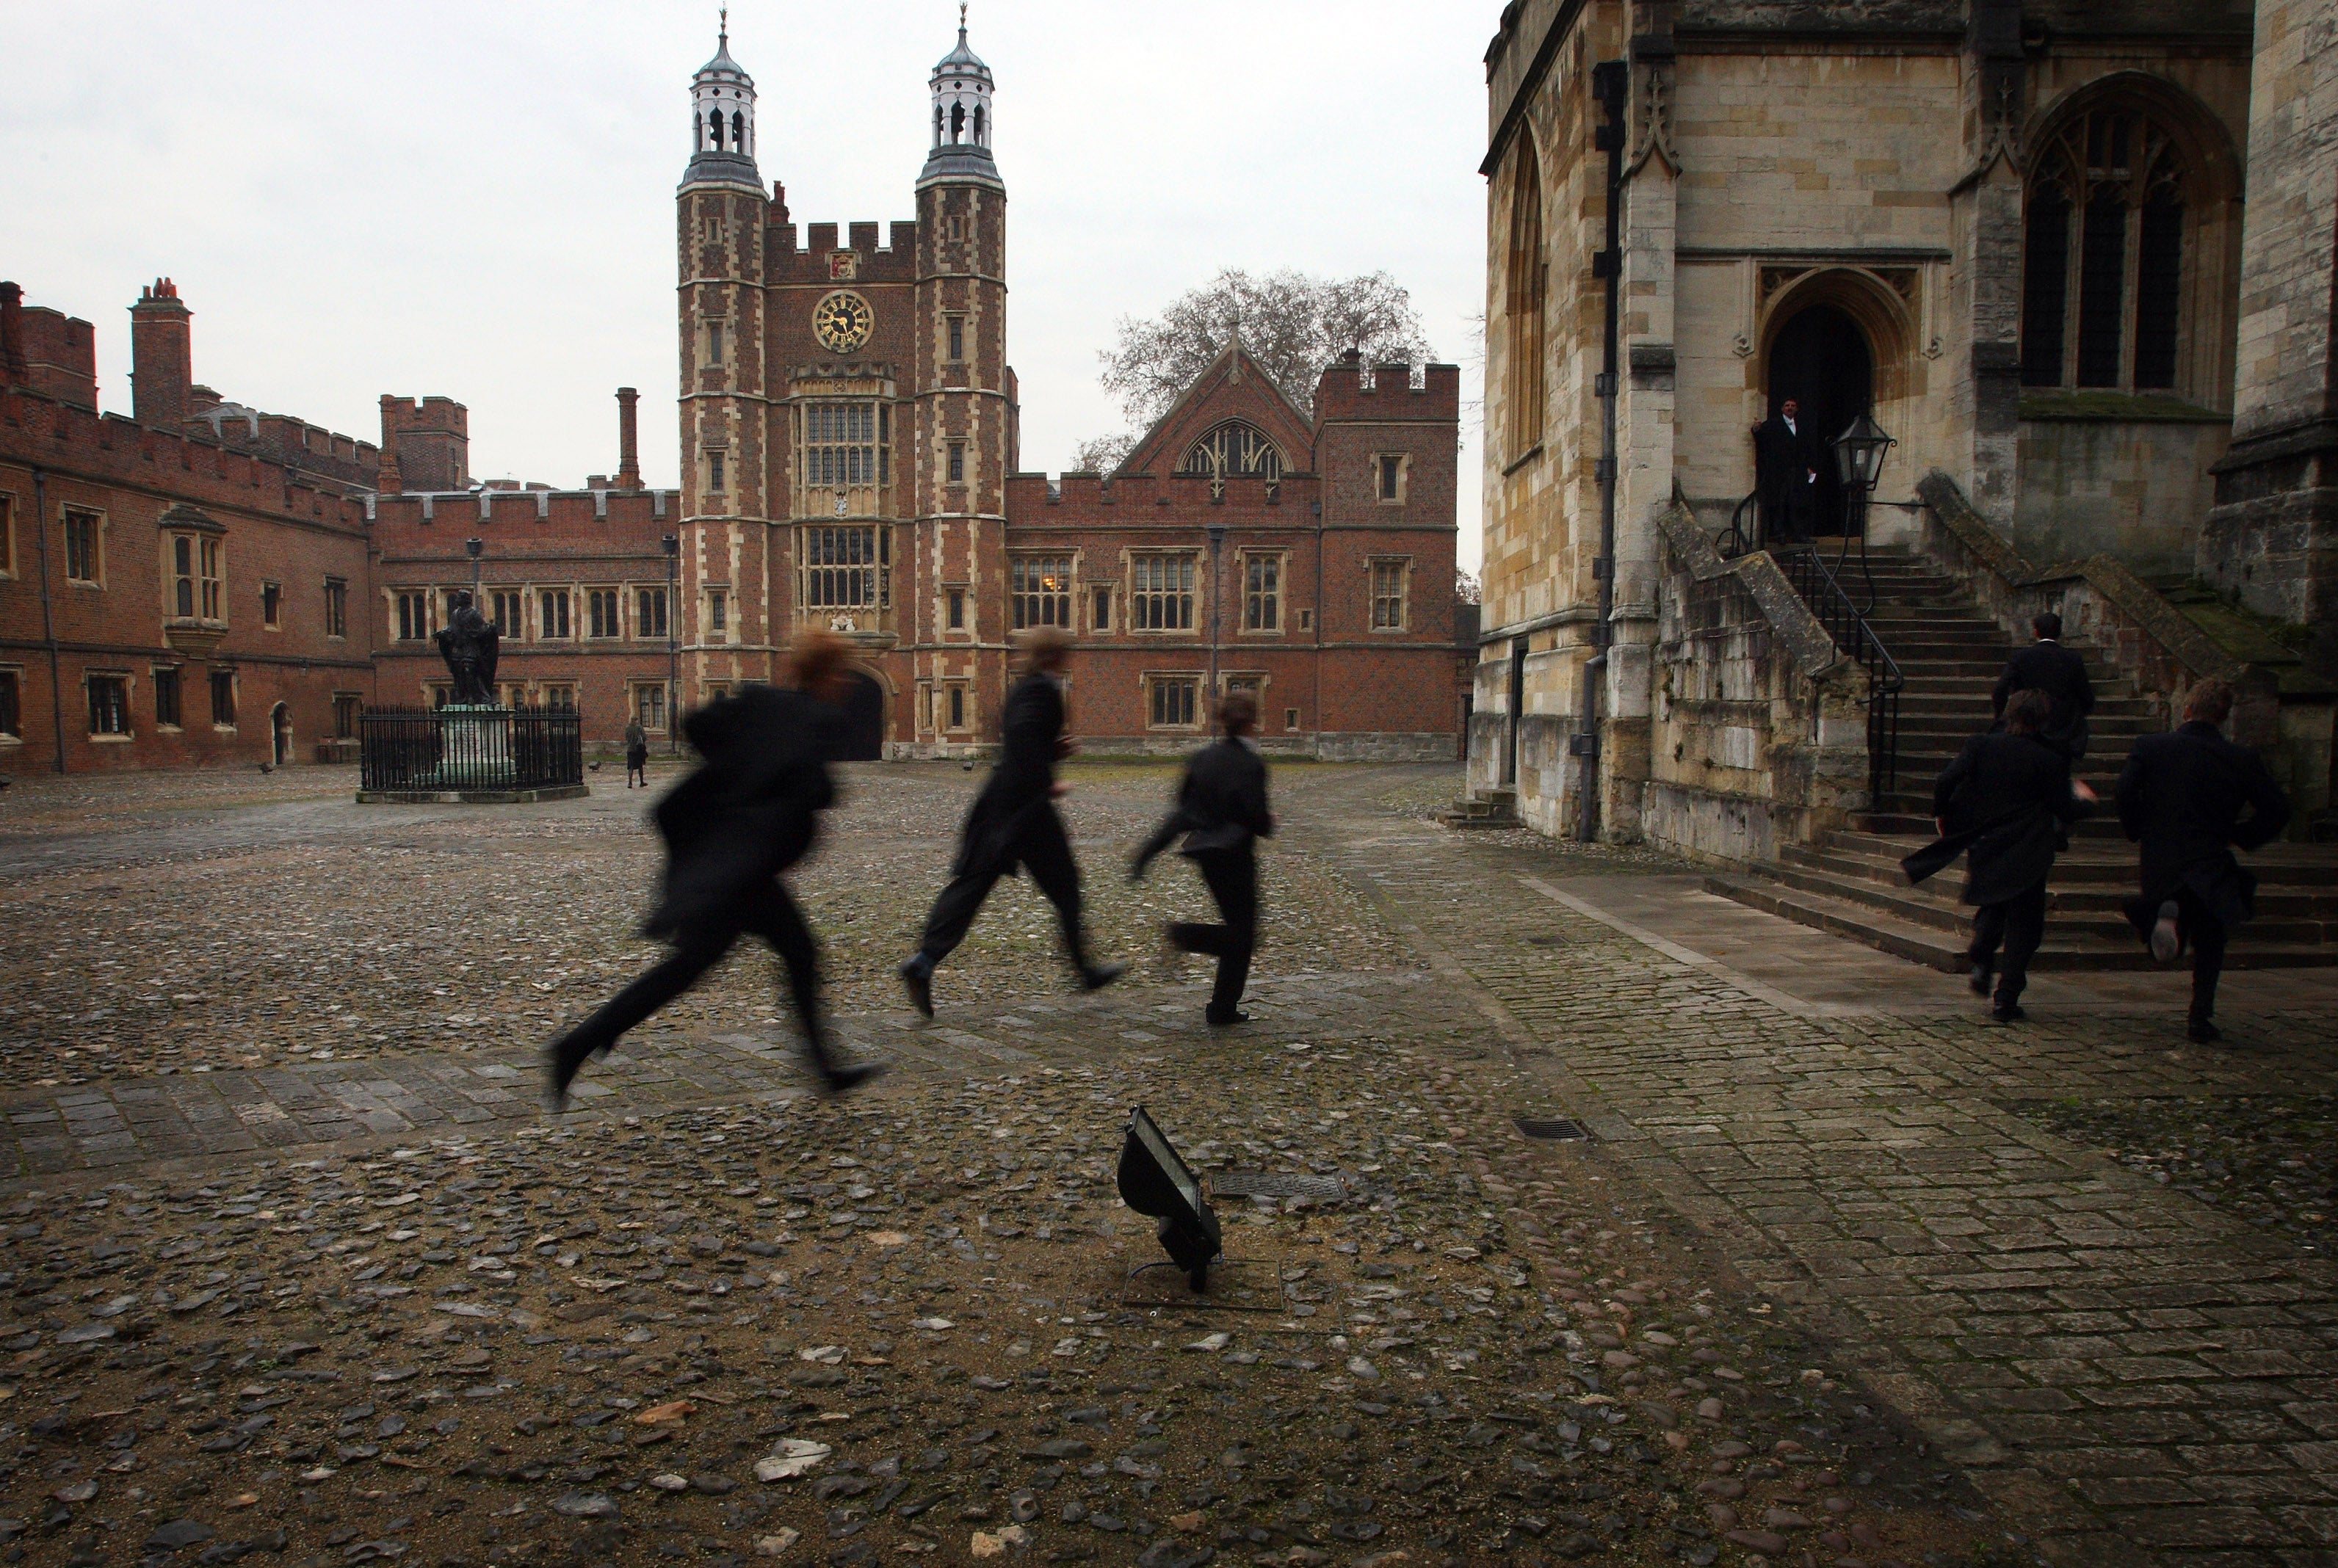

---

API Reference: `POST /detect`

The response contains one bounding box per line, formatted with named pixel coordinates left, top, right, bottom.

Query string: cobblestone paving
left=0, top=763, right=2018, bottom=1568
left=1304, top=769, right=2338, bottom=1568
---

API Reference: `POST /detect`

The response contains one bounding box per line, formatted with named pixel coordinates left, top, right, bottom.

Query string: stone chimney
left=0, top=282, right=25, bottom=387
left=131, top=278, right=195, bottom=428
left=616, top=387, right=643, bottom=490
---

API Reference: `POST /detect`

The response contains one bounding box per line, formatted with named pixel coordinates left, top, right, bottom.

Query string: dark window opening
left=949, top=686, right=965, bottom=728
left=333, top=693, right=361, bottom=739
left=209, top=670, right=236, bottom=727
left=0, top=669, right=18, bottom=738
left=2077, top=187, right=2128, bottom=387
left=154, top=668, right=181, bottom=728
left=88, top=675, right=129, bottom=736
left=947, top=589, right=966, bottom=631
left=2135, top=190, right=2185, bottom=390
left=2020, top=186, right=2071, bottom=387
left=951, top=101, right=966, bottom=143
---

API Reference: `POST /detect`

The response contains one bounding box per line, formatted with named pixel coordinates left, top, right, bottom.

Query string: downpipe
left=1577, top=61, right=1629, bottom=843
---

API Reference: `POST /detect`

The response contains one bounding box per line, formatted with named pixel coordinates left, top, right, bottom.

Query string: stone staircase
left=1706, top=546, right=2338, bottom=971
left=1438, top=785, right=1521, bottom=830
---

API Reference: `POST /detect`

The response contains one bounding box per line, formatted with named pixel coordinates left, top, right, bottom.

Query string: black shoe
left=818, top=1061, right=888, bottom=1097
left=1082, top=962, right=1128, bottom=992
left=1966, top=962, right=1993, bottom=998
left=2187, top=1017, right=2223, bottom=1045
left=897, top=958, right=934, bottom=1020
left=1991, top=1002, right=2026, bottom=1023
left=541, top=1044, right=580, bottom=1113
left=1206, top=1009, right=1251, bottom=1027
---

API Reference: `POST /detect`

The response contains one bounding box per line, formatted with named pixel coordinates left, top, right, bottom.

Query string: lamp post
left=662, top=533, right=680, bottom=756
left=465, top=536, right=484, bottom=603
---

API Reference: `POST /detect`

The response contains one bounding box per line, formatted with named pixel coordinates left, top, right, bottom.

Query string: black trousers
left=1170, top=847, right=1258, bottom=1021
left=1969, top=879, right=2048, bottom=1006
left=552, top=879, right=827, bottom=1080
left=917, top=806, right=1090, bottom=974
left=2176, top=888, right=2231, bottom=1023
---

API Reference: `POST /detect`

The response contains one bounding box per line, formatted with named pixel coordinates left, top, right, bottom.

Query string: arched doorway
left=832, top=669, right=884, bottom=762
left=1765, top=304, right=1874, bottom=537
left=270, top=703, right=292, bottom=766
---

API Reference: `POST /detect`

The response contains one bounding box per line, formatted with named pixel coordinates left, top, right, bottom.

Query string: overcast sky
left=4, top=1, right=1494, bottom=567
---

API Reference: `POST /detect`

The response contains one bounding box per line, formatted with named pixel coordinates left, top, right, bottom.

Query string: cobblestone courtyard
left=0, top=762, right=2332, bottom=1568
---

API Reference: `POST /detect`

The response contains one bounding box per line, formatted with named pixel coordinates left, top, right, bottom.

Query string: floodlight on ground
left=1116, top=1106, right=1221, bottom=1293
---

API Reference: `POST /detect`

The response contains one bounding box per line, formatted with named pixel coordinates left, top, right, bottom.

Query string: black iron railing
left=1718, top=490, right=1762, bottom=559
left=359, top=707, right=582, bottom=794
left=1776, top=543, right=1905, bottom=801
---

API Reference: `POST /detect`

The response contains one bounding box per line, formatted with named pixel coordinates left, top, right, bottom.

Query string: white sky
left=4, top=1, right=1493, bottom=568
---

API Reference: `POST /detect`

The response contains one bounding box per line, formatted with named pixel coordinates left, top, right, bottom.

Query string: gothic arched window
left=1179, top=421, right=1284, bottom=483
left=706, top=109, right=724, bottom=150
left=951, top=101, right=966, bottom=143
left=2021, top=104, right=2189, bottom=391
left=731, top=109, right=745, bottom=152
left=1504, top=137, right=1546, bottom=456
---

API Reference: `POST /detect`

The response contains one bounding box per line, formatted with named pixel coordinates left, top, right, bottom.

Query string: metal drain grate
left=1515, top=1117, right=1591, bottom=1141
left=1209, top=1171, right=1347, bottom=1201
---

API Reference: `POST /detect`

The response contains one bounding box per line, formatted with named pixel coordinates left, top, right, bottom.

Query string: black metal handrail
left=1776, top=543, right=1905, bottom=801
left=1718, top=490, right=1760, bottom=559
left=359, top=706, right=583, bottom=794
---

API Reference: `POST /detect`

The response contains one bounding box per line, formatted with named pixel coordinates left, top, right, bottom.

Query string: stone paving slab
left=1292, top=773, right=2338, bottom=1567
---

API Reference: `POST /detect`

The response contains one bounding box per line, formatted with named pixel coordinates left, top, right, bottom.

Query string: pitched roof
left=1113, top=338, right=1317, bottom=478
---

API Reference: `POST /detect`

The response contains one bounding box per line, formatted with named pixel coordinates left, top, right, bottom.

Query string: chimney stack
left=616, top=386, right=643, bottom=490
left=0, top=282, right=24, bottom=387
left=131, top=277, right=194, bottom=429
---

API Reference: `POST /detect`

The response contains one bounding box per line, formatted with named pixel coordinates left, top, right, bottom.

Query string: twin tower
left=675, top=16, right=1012, bottom=734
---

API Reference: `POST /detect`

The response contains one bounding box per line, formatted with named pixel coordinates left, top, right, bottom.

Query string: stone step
left=1774, top=846, right=2338, bottom=919
left=1792, top=835, right=2338, bottom=893
left=1704, top=874, right=2338, bottom=973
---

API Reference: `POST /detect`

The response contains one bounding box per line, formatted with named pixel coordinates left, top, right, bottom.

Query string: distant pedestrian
left=543, top=630, right=883, bottom=1109
left=2115, top=678, right=2291, bottom=1044
left=624, top=717, right=650, bottom=788
left=1131, top=691, right=1275, bottom=1026
left=1903, top=689, right=2095, bottom=1022
left=897, top=627, right=1126, bottom=1019
left=1992, top=611, right=2094, bottom=760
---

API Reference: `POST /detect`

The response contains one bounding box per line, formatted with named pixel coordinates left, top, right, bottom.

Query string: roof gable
left=1115, top=341, right=1317, bottom=477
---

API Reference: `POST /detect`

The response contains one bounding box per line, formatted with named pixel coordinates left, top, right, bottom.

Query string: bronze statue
left=435, top=590, right=501, bottom=706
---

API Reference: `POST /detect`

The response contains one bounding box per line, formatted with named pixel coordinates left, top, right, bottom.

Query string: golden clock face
left=812, top=291, right=874, bottom=353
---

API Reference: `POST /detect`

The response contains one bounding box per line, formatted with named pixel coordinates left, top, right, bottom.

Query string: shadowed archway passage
left=1766, top=303, right=1874, bottom=536
left=833, top=669, right=885, bottom=761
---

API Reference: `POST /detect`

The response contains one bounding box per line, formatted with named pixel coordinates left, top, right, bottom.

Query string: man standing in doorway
left=897, top=627, right=1126, bottom=1018
left=1753, top=397, right=1821, bottom=542
left=1131, top=691, right=1275, bottom=1026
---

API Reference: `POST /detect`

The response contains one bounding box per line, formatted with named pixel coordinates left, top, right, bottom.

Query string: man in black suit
left=1914, top=689, right=2096, bottom=1021
left=1992, top=611, right=2095, bottom=760
left=1752, top=397, right=1821, bottom=543
left=2116, top=677, right=2292, bottom=1043
left=543, top=630, right=884, bottom=1109
left=898, top=627, right=1126, bottom=1017
left=1131, top=692, right=1276, bottom=1026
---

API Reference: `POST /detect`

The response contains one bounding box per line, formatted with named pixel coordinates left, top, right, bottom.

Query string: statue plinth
left=434, top=704, right=515, bottom=791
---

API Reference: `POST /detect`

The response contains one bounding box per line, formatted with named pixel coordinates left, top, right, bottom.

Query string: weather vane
left=720, top=4, right=728, bottom=40
left=960, top=2, right=968, bottom=28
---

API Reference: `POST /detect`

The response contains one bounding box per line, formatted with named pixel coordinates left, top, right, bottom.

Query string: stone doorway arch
left=833, top=669, right=884, bottom=762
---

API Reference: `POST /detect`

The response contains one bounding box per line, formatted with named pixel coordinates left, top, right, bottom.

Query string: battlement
left=1312, top=360, right=1461, bottom=425
left=367, top=485, right=678, bottom=538
left=1005, top=469, right=1314, bottom=514
left=380, top=393, right=470, bottom=491
left=768, top=219, right=921, bottom=284
left=188, top=400, right=383, bottom=492
left=0, top=383, right=369, bottom=530
left=0, top=285, right=98, bottom=411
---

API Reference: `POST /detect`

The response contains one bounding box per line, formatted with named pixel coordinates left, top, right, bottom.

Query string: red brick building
left=0, top=16, right=1464, bottom=774
left=665, top=18, right=1467, bottom=759
left=0, top=280, right=383, bottom=774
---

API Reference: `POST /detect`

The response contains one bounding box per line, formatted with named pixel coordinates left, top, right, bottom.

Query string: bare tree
left=1455, top=567, right=1483, bottom=606
left=1068, top=432, right=1135, bottom=473
left=1072, top=268, right=1436, bottom=471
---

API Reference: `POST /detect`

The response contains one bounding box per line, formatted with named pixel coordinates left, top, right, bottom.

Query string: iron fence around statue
left=358, top=707, right=582, bottom=794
